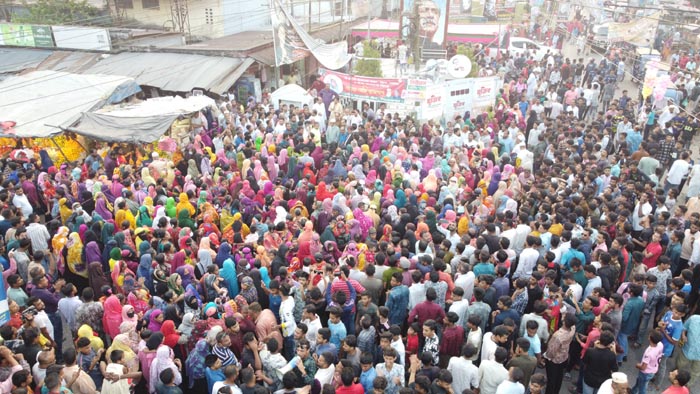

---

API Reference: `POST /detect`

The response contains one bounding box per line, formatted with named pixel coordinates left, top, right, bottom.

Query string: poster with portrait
left=400, top=0, right=449, bottom=50
left=270, top=0, right=309, bottom=66
left=483, top=0, right=497, bottom=20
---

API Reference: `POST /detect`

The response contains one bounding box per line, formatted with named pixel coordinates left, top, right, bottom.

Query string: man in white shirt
left=447, top=344, right=480, bottom=394
left=449, top=287, right=470, bottom=328
left=301, top=305, right=322, bottom=351
left=408, top=271, right=426, bottom=311
left=279, top=284, right=297, bottom=360
left=211, top=365, right=243, bottom=394
left=512, top=214, right=531, bottom=255
left=666, top=151, right=691, bottom=193
left=632, top=193, right=653, bottom=235
left=12, top=188, right=32, bottom=218
left=26, top=213, right=50, bottom=253
left=480, top=326, right=509, bottom=362
left=478, top=347, right=509, bottom=394
left=513, top=236, right=540, bottom=279
left=563, top=272, right=583, bottom=302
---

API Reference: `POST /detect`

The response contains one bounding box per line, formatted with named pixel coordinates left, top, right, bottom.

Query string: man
left=514, top=235, right=540, bottom=279
left=661, top=369, right=691, bottom=394
left=478, top=347, right=509, bottom=394
left=248, top=302, right=284, bottom=348
left=29, top=276, right=64, bottom=361
left=676, top=314, right=700, bottom=387
left=301, top=305, right=322, bottom=351
left=617, top=284, right=645, bottom=364
left=448, top=286, right=469, bottom=329
left=447, top=344, right=479, bottom=394
left=386, top=272, right=410, bottom=326
left=481, top=325, right=509, bottom=362
left=495, top=367, right=526, bottom=394
left=582, top=331, right=619, bottom=394
left=415, top=0, right=442, bottom=49
left=666, top=151, right=691, bottom=193
left=597, top=372, right=629, bottom=394
left=278, top=283, right=297, bottom=360
left=408, top=287, right=445, bottom=328
left=11, top=186, right=32, bottom=218
left=507, top=338, right=537, bottom=387
left=25, top=213, right=50, bottom=253
left=212, top=365, right=243, bottom=394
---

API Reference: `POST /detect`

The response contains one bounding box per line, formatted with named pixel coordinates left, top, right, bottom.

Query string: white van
left=508, top=37, right=559, bottom=61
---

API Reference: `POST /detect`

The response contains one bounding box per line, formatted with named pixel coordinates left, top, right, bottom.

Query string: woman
left=161, top=320, right=182, bottom=349
left=103, top=294, right=123, bottom=340
left=177, top=209, right=196, bottom=232
left=544, top=314, right=577, bottom=394
left=138, top=332, right=163, bottom=393
left=185, top=338, right=209, bottom=391
left=196, top=237, right=216, bottom=276
left=65, top=231, right=89, bottom=291
left=136, top=205, right=153, bottom=227
left=219, top=259, right=239, bottom=298
left=149, top=345, right=182, bottom=394
left=106, top=333, right=138, bottom=371
left=148, top=309, right=164, bottom=332
left=167, top=273, right=185, bottom=299
left=120, top=304, right=139, bottom=349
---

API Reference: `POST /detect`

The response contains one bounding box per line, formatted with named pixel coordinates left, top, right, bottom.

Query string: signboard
left=52, top=26, right=111, bottom=51
left=0, top=24, right=54, bottom=47
left=404, top=79, right=429, bottom=100
left=400, top=0, right=449, bottom=50
left=447, top=55, right=472, bottom=78
left=421, top=84, right=444, bottom=119
left=471, top=76, right=500, bottom=109
left=318, top=69, right=406, bottom=103
left=444, top=78, right=474, bottom=120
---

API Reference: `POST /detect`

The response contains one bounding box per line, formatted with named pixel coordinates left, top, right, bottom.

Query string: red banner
left=318, top=69, right=406, bottom=103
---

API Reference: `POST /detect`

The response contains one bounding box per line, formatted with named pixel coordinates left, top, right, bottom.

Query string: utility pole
left=412, top=0, right=420, bottom=71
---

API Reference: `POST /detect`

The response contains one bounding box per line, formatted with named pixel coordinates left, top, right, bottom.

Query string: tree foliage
left=13, top=0, right=102, bottom=25
left=455, top=44, right=479, bottom=78
left=354, top=40, right=383, bottom=78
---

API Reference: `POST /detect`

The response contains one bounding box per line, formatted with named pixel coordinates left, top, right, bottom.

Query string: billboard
left=400, top=0, right=449, bottom=50
left=0, top=268, right=8, bottom=326
left=318, top=68, right=406, bottom=103
left=0, top=24, right=54, bottom=48
left=52, top=26, right=112, bottom=51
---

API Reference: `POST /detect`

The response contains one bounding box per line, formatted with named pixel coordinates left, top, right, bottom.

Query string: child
left=327, top=306, right=347, bottom=350
left=357, top=316, right=376, bottom=357
left=680, top=269, right=692, bottom=293
left=11, top=370, right=32, bottom=394
left=76, top=336, right=104, bottom=390
left=631, top=330, right=663, bottom=394
left=377, top=306, right=390, bottom=337
left=101, top=349, right=142, bottom=394
left=359, top=353, right=377, bottom=394
left=205, top=355, right=225, bottom=394
left=405, top=322, right=419, bottom=357
left=654, top=304, right=688, bottom=390
left=529, top=373, right=547, bottom=394
left=524, top=320, right=543, bottom=365
left=422, top=319, right=440, bottom=366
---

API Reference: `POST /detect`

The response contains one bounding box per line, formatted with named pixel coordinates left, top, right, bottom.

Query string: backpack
left=326, top=279, right=356, bottom=315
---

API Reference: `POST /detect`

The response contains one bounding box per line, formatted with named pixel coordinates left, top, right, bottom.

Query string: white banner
left=271, top=0, right=352, bottom=70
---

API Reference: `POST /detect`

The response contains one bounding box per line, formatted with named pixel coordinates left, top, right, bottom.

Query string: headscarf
left=161, top=320, right=181, bottom=347
left=176, top=192, right=195, bottom=217
left=88, top=261, right=111, bottom=296
left=66, top=232, right=87, bottom=278
left=95, top=193, right=113, bottom=221
left=214, top=242, right=233, bottom=267
left=185, top=339, right=209, bottom=388
left=102, top=295, right=123, bottom=339
left=136, top=206, right=153, bottom=227
left=165, top=197, right=177, bottom=218
left=167, top=273, right=184, bottom=296
left=106, top=333, right=137, bottom=369
left=77, top=324, right=104, bottom=351
left=220, top=259, right=239, bottom=298
left=177, top=209, right=195, bottom=231
left=148, top=309, right=163, bottom=332
left=149, top=346, right=178, bottom=394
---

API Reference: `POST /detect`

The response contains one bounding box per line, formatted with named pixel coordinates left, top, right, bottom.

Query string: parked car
left=508, top=37, right=559, bottom=61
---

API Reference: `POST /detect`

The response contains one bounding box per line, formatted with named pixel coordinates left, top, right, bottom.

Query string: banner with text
left=0, top=24, right=54, bottom=47
left=318, top=69, right=406, bottom=103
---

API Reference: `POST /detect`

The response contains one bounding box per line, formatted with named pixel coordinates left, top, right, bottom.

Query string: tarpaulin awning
left=84, top=52, right=255, bottom=93
left=0, top=70, right=141, bottom=138
left=69, top=95, right=215, bottom=143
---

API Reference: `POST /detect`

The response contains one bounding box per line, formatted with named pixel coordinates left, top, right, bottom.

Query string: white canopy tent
left=270, top=84, right=315, bottom=110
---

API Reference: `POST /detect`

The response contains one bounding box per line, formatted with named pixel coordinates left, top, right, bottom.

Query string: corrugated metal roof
left=34, top=51, right=102, bottom=74
left=0, top=48, right=52, bottom=73
left=83, top=52, right=253, bottom=93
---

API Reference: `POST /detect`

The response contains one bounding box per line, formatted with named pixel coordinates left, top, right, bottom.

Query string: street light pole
left=412, top=0, right=420, bottom=71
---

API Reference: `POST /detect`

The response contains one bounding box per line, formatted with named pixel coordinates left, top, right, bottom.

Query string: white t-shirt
left=447, top=357, right=480, bottom=393
left=480, top=333, right=498, bottom=362
left=212, top=382, right=243, bottom=394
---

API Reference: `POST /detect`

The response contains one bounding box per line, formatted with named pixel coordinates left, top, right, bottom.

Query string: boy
left=631, top=330, right=663, bottom=394
left=76, top=336, right=103, bottom=390
left=654, top=304, right=688, bottom=389
left=359, top=353, right=377, bottom=394
left=465, top=315, right=482, bottom=361
left=524, top=320, right=543, bottom=366
left=328, top=306, right=347, bottom=349
left=422, top=320, right=440, bottom=366
left=314, top=328, right=337, bottom=359
left=357, top=316, right=376, bottom=358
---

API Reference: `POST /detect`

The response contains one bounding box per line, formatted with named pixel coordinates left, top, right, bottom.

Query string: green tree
left=354, top=41, right=383, bottom=78
left=13, top=0, right=103, bottom=25
left=455, top=44, right=479, bottom=78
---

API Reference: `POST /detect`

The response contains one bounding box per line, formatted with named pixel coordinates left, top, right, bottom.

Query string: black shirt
left=583, top=346, right=618, bottom=388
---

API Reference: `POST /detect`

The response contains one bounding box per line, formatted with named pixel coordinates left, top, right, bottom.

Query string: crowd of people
left=2, top=26, right=700, bottom=394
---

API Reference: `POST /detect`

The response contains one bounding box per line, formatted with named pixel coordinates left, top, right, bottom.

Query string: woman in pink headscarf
left=353, top=208, right=373, bottom=239
left=239, top=180, right=255, bottom=199
left=103, top=294, right=123, bottom=339
left=297, top=221, right=315, bottom=244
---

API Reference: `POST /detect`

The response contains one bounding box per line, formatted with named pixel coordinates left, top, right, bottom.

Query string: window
left=117, top=0, right=133, bottom=9
left=142, top=0, right=159, bottom=9
left=511, top=41, right=524, bottom=49
left=205, top=8, right=214, bottom=24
